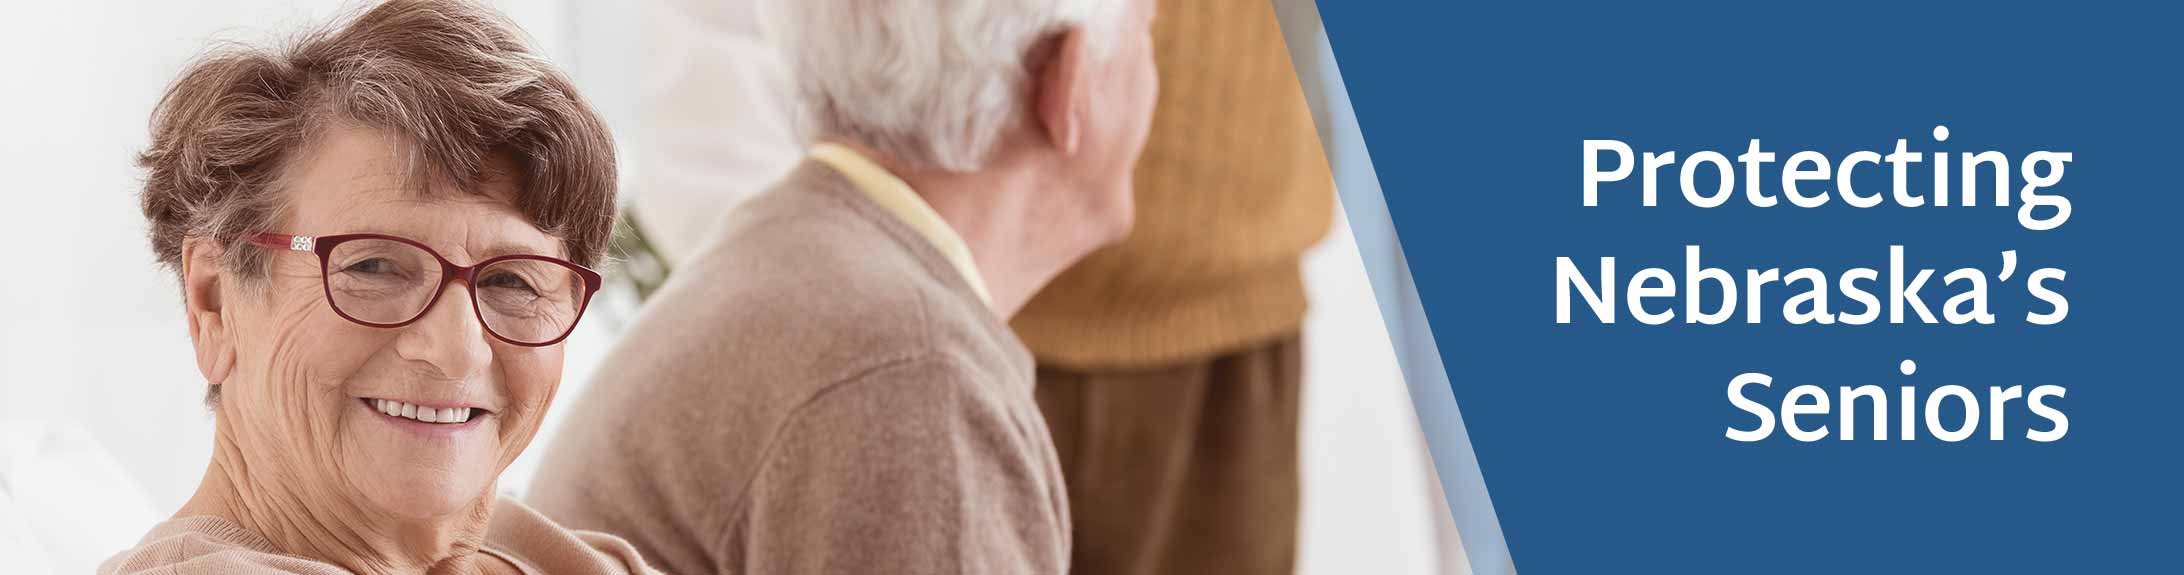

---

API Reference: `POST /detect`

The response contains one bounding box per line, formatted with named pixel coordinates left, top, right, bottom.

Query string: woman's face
left=209, top=124, right=568, bottom=521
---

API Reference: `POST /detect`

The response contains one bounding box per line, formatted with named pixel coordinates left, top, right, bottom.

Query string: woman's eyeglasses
left=248, top=233, right=602, bottom=347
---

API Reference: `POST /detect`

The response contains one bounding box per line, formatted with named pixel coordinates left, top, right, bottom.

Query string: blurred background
left=0, top=1, right=1485, bottom=573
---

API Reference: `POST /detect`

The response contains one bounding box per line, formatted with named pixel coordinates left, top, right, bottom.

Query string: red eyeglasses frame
left=247, top=233, right=604, bottom=347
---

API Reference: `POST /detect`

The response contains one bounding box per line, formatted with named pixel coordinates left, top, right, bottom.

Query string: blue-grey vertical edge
left=1267, top=2, right=1514, bottom=573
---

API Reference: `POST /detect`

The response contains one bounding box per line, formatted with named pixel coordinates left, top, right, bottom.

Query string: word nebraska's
left=1555, top=245, right=2068, bottom=326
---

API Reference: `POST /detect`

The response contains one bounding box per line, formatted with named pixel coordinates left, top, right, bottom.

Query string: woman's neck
left=178, top=423, right=497, bottom=575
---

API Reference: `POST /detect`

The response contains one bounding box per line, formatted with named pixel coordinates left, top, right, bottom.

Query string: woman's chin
left=354, top=455, right=499, bottom=520
left=344, top=407, right=506, bottom=520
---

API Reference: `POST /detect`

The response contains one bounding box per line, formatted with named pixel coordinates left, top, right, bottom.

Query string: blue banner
left=1318, top=1, right=2184, bottom=571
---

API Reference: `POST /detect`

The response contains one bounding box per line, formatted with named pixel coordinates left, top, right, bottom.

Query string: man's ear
left=1033, top=26, right=1091, bottom=157
left=181, top=238, right=237, bottom=387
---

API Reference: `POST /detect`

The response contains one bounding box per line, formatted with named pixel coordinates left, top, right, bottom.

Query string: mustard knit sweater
left=1011, top=0, right=1333, bottom=368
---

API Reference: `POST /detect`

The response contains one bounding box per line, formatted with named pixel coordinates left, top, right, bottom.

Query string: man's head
left=780, top=0, right=1160, bottom=244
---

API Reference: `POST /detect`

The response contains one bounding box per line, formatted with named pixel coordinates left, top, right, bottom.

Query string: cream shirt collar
left=810, top=143, right=993, bottom=306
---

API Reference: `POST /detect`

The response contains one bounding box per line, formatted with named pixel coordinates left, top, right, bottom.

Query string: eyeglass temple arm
left=248, top=233, right=317, bottom=252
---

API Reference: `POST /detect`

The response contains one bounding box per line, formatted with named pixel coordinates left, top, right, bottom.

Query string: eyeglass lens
left=324, top=238, right=589, bottom=344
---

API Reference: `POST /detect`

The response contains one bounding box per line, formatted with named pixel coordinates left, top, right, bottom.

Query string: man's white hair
left=778, top=0, right=1122, bottom=172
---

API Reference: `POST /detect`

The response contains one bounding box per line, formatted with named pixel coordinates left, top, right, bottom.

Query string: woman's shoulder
left=484, top=496, right=660, bottom=575
left=98, top=516, right=344, bottom=575
left=100, top=500, right=658, bottom=575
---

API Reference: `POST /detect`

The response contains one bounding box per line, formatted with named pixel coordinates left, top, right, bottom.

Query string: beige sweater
left=97, top=497, right=653, bottom=574
left=528, top=160, right=1071, bottom=574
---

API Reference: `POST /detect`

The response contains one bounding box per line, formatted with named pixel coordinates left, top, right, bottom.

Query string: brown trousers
left=1033, top=333, right=1303, bottom=575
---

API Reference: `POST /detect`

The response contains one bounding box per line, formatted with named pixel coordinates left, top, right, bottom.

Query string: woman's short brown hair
left=140, top=0, right=618, bottom=281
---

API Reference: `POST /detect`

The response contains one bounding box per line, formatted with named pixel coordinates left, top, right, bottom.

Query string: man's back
left=528, top=161, right=1070, bottom=574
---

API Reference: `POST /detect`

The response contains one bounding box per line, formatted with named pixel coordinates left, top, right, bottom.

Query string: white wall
left=2, top=0, right=325, bottom=511
left=1298, top=205, right=1459, bottom=575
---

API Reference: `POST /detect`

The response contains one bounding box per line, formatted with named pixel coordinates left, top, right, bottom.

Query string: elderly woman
left=100, top=1, right=652, bottom=574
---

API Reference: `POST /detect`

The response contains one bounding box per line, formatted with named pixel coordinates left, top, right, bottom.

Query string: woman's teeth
left=372, top=399, right=475, bottom=424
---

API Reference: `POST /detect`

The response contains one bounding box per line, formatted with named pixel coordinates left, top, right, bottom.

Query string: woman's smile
left=360, top=397, right=494, bottom=436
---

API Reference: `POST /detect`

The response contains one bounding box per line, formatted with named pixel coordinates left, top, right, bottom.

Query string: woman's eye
left=480, top=271, right=538, bottom=295
left=343, top=258, right=397, bottom=276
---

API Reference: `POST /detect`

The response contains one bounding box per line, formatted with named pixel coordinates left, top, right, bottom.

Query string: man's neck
left=879, top=148, right=1115, bottom=319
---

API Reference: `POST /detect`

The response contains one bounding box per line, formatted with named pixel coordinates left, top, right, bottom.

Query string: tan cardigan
left=97, top=497, right=653, bottom=574
left=528, top=160, right=1071, bottom=574
left=1009, top=0, right=1335, bottom=368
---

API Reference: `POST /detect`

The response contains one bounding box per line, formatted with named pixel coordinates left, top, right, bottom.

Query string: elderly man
left=528, top=0, right=1159, bottom=572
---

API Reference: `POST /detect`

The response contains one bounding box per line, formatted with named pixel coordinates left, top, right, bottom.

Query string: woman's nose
left=393, top=281, right=494, bottom=379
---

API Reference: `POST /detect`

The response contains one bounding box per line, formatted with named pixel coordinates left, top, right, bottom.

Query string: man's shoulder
left=596, top=162, right=1005, bottom=402
left=672, top=211, right=931, bottom=349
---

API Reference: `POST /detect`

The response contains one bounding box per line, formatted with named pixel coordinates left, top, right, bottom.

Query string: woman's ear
left=1033, top=26, right=1091, bottom=157
left=181, top=238, right=237, bottom=387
